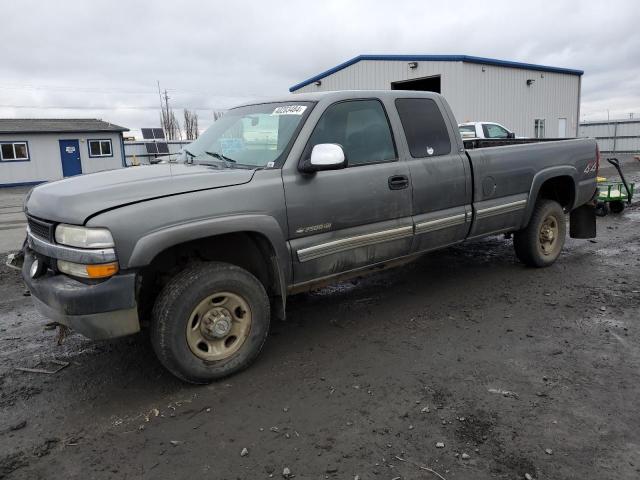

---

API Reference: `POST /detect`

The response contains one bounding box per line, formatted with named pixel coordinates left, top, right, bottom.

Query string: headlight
left=57, top=260, right=119, bottom=279
left=55, top=224, right=114, bottom=249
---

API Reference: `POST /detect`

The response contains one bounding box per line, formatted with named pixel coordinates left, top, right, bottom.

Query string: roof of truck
left=233, top=90, right=441, bottom=108
left=289, top=54, right=584, bottom=92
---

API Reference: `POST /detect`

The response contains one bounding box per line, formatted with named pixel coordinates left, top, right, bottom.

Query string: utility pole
left=157, top=80, right=163, bottom=111
left=156, top=81, right=181, bottom=140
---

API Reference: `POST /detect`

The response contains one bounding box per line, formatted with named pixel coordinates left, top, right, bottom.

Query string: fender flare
left=127, top=214, right=291, bottom=306
left=522, top=166, right=578, bottom=228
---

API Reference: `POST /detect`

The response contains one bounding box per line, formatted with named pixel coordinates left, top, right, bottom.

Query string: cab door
left=394, top=97, right=471, bottom=253
left=282, top=99, right=414, bottom=286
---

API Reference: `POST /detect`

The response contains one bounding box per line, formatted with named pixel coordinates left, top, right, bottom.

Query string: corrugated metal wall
left=579, top=120, right=640, bottom=153
left=294, top=60, right=580, bottom=138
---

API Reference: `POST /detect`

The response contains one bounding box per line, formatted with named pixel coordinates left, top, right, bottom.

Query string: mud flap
left=570, top=204, right=596, bottom=239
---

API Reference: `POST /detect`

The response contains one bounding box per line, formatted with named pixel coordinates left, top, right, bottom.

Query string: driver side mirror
left=507, top=132, right=515, bottom=139
left=300, top=143, right=347, bottom=173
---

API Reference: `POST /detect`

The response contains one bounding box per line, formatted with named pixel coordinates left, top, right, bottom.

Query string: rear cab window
left=458, top=125, right=476, bottom=137
left=395, top=98, right=452, bottom=157
left=305, top=99, right=396, bottom=166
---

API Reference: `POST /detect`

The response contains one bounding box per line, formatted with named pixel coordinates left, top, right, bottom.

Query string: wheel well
left=536, top=176, right=575, bottom=210
left=136, top=232, right=280, bottom=324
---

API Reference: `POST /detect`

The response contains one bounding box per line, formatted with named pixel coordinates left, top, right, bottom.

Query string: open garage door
left=391, top=75, right=441, bottom=93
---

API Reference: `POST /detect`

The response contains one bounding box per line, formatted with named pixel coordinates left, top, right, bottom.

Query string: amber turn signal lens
left=85, top=262, right=119, bottom=278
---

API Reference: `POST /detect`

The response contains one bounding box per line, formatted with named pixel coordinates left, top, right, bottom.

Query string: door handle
left=388, top=175, right=409, bottom=190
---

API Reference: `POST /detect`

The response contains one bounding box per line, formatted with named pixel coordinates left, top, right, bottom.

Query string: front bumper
left=22, top=248, right=140, bottom=340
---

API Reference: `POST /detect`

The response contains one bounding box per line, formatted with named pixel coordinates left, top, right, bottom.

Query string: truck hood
left=26, top=163, right=256, bottom=224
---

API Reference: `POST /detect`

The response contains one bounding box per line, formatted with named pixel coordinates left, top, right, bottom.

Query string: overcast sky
left=1, top=0, right=638, bottom=137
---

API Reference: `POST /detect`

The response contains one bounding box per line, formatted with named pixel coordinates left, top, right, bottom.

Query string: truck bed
left=463, top=137, right=576, bottom=149
left=463, top=137, right=599, bottom=239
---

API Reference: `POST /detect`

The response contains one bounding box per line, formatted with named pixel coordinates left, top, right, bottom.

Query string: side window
left=88, top=139, right=113, bottom=157
left=483, top=124, right=509, bottom=139
left=0, top=142, right=29, bottom=161
left=306, top=100, right=396, bottom=166
left=395, top=98, right=451, bottom=157
left=458, top=125, right=476, bottom=137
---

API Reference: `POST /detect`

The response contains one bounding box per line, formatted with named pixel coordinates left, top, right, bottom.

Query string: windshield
left=180, top=102, right=313, bottom=168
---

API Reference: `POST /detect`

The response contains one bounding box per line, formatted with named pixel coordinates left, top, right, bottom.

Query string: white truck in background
left=459, top=121, right=518, bottom=139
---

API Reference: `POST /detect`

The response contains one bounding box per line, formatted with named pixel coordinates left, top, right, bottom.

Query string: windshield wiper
left=205, top=151, right=236, bottom=164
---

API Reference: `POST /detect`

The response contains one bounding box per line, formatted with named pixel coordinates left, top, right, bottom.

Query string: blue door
left=59, top=139, right=82, bottom=177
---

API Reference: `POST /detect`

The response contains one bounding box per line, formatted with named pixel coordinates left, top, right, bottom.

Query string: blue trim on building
left=0, top=180, right=46, bottom=188
left=120, top=133, right=127, bottom=167
left=289, top=54, right=584, bottom=92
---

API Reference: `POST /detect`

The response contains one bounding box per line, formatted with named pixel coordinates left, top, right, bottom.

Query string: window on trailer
left=88, top=139, right=113, bottom=157
left=0, top=142, right=29, bottom=161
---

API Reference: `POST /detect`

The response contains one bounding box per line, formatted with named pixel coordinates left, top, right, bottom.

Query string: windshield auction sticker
left=272, top=105, right=307, bottom=115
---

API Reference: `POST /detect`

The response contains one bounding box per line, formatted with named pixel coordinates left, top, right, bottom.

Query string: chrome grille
left=27, top=216, right=55, bottom=242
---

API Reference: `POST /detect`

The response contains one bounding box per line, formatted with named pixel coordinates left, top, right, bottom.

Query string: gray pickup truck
left=20, top=91, right=599, bottom=383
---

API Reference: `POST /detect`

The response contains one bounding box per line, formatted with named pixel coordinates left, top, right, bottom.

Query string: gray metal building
left=290, top=55, right=583, bottom=138
left=579, top=119, right=640, bottom=155
left=0, top=119, right=128, bottom=187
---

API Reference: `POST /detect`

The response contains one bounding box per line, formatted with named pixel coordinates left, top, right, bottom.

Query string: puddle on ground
left=583, top=313, right=628, bottom=330
left=623, top=210, right=640, bottom=221
left=594, top=240, right=640, bottom=264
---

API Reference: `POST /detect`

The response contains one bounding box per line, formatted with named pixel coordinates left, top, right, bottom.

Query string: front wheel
left=513, top=199, right=566, bottom=267
left=595, top=201, right=609, bottom=217
left=151, top=262, right=270, bottom=383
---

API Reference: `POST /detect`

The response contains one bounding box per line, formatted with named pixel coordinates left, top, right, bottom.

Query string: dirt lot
left=1, top=165, right=639, bottom=480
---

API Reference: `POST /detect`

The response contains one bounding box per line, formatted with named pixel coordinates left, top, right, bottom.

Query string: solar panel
left=141, top=128, right=154, bottom=140
left=145, top=142, right=159, bottom=154
left=152, top=128, right=165, bottom=139
left=156, top=142, right=170, bottom=154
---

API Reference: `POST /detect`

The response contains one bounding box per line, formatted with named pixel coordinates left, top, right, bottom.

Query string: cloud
left=1, top=0, right=638, bottom=135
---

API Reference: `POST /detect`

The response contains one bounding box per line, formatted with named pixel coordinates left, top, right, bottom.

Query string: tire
left=595, top=201, right=609, bottom=217
left=514, top=199, right=566, bottom=268
left=609, top=200, right=625, bottom=214
left=151, top=262, right=270, bottom=384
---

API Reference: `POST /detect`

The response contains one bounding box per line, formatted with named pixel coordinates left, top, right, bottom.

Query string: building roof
left=0, top=118, right=129, bottom=134
left=290, top=54, right=584, bottom=92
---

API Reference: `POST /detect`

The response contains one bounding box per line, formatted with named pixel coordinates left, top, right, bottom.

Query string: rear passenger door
left=283, top=99, right=413, bottom=286
left=394, top=97, right=472, bottom=253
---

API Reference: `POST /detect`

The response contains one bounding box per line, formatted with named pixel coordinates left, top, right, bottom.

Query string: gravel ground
left=0, top=162, right=639, bottom=480
left=0, top=186, right=29, bottom=254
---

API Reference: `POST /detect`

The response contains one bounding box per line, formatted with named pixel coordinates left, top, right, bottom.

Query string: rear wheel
left=514, top=199, right=566, bottom=267
left=151, top=262, right=270, bottom=383
left=609, top=200, right=625, bottom=214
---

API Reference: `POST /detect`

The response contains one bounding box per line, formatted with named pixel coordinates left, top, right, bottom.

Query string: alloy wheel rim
left=185, top=291, right=251, bottom=361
